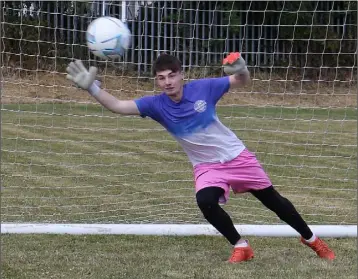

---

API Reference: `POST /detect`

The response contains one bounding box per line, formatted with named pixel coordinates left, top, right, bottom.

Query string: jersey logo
left=194, top=100, right=207, bottom=113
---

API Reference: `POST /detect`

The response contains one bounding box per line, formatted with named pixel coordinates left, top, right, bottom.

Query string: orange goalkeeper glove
left=222, top=52, right=248, bottom=75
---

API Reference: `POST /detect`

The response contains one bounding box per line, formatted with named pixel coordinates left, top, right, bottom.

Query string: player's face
left=156, top=70, right=183, bottom=98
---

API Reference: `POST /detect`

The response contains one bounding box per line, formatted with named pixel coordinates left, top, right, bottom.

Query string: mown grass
left=1, top=235, right=357, bottom=279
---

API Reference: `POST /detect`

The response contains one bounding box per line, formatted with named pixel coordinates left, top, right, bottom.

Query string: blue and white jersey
left=134, top=76, right=246, bottom=166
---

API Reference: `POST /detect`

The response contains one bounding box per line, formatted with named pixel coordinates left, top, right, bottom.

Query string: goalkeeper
left=66, top=53, right=335, bottom=263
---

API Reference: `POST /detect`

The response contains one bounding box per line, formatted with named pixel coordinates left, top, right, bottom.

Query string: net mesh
left=1, top=1, right=357, bottom=226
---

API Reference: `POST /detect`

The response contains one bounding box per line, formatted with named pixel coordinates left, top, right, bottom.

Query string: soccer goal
left=1, top=1, right=357, bottom=237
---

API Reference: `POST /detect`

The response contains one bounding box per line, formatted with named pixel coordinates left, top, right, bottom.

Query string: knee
left=196, top=194, right=218, bottom=214
left=253, top=186, right=292, bottom=213
left=269, top=190, right=292, bottom=209
left=266, top=192, right=295, bottom=216
left=196, top=187, right=224, bottom=215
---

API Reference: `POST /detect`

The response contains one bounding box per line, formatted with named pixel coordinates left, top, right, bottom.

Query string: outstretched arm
left=66, top=60, right=140, bottom=115
left=223, top=52, right=250, bottom=88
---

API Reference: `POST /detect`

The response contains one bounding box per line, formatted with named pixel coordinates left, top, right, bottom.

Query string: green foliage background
left=2, top=1, right=357, bottom=77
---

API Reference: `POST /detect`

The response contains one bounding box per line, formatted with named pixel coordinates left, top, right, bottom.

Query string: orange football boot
left=301, top=237, right=335, bottom=260
left=228, top=242, right=254, bottom=263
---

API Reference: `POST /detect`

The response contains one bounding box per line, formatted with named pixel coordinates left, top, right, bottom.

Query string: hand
left=222, top=52, right=248, bottom=76
left=66, top=60, right=98, bottom=90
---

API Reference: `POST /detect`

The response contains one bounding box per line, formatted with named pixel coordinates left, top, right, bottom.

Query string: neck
left=168, top=87, right=183, bottom=103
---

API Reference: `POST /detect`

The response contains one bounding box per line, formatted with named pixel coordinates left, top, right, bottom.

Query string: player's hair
left=152, top=53, right=182, bottom=75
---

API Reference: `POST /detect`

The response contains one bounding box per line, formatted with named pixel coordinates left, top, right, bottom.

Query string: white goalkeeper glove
left=66, top=60, right=101, bottom=96
left=222, top=52, right=249, bottom=76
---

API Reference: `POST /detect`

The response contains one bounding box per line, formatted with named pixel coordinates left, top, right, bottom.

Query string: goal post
left=1, top=223, right=357, bottom=237
left=1, top=1, right=357, bottom=237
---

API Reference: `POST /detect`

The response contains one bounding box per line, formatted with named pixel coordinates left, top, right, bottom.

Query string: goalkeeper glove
left=66, top=60, right=101, bottom=96
left=222, top=52, right=249, bottom=75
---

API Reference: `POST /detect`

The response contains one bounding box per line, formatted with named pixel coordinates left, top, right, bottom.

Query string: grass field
left=2, top=235, right=357, bottom=279
left=1, top=100, right=357, bottom=278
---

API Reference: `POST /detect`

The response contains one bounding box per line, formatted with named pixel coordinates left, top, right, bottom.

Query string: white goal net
left=1, top=1, right=357, bottom=236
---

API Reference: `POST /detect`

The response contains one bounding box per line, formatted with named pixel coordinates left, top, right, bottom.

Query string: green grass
left=1, top=103, right=357, bottom=278
left=1, top=235, right=357, bottom=279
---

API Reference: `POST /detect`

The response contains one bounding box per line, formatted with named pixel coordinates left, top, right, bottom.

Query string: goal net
left=1, top=1, right=357, bottom=236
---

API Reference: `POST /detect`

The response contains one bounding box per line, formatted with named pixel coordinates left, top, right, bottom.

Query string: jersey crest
left=194, top=100, right=207, bottom=113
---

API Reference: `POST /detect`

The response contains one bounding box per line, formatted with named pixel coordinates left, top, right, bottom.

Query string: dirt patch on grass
left=2, top=71, right=357, bottom=108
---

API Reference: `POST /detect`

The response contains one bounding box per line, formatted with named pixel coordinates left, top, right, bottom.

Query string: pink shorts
left=193, top=149, right=272, bottom=203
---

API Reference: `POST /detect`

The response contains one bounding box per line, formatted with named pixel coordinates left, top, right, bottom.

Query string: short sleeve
left=208, top=76, right=230, bottom=104
left=134, top=95, right=159, bottom=119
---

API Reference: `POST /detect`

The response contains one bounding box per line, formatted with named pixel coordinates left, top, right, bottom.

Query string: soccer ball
left=86, top=16, right=131, bottom=59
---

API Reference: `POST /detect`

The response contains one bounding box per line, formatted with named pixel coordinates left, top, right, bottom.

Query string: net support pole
left=122, top=1, right=126, bottom=22
left=102, top=0, right=106, bottom=16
